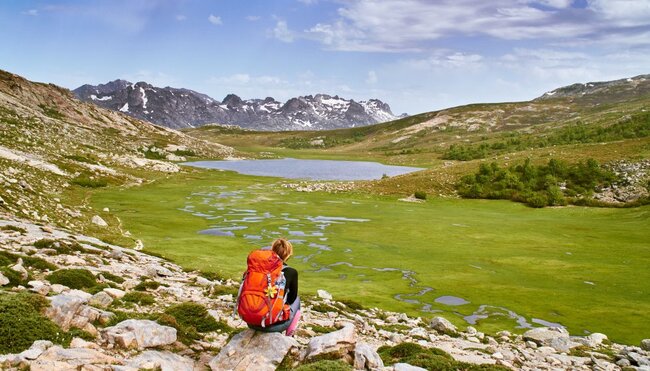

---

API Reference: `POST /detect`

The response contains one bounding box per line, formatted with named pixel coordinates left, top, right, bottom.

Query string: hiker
left=236, top=238, right=301, bottom=336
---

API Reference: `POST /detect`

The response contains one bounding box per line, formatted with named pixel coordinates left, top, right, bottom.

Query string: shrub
left=100, top=271, right=125, bottom=284
left=0, top=225, right=26, bottom=234
left=70, top=176, right=108, bottom=188
left=294, top=360, right=352, bottom=371
left=340, top=299, right=364, bottom=311
left=47, top=269, right=97, bottom=289
left=164, top=302, right=226, bottom=333
left=211, top=285, right=239, bottom=297
left=377, top=342, right=509, bottom=371
left=134, top=280, right=163, bottom=291
left=64, top=154, right=97, bottom=164
left=173, top=149, right=196, bottom=157
left=121, top=292, right=155, bottom=306
left=0, top=267, right=27, bottom=287
left=0, top=292, right=68, bottom=354
left=414, top=191, right=427, bottom=200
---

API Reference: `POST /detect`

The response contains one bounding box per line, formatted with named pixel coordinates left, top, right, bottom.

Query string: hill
left=74, top=80, right=399, bottom=131
left=0, top=69, right=234, bottom=233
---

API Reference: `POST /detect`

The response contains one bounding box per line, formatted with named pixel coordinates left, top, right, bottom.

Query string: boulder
left=128, top=350, right=195, bottom=371
left=28, top=281, right=50, bottom=295
left=102, top=319, right=177, bottom=349
left=0, top=271, right=9, bottom=286
left=46, top=293, right=88, bottom=330
left=209, top=329, right=298, bottom=371
left=430, top=317, right=457, bottom=334
left=91, top=215, right=108, bottom=227
left=642, top=339, right=650, bottom=351
left=523, top=327, right=577, bottom=353
left=317, top=289, right=333, bottom=300
left=354, top=342, right=384, bottom=370
left=574, top=332, right=608, bottom=348
left=10, top=260, right=28, bottom=280
left=103, top=288, right=126, bottom=299
left=88, top=291, right=113, bottom=308
left=305, top=323, right=356, bottom=360
left=17, top=340, right=53, bottom=361
left=393, top=363, right=428, bottom=371
left=30, top=346, right=120, bottom=370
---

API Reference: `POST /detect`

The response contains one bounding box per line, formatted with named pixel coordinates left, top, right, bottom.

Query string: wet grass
left=89, top=168, right=650, bottom=345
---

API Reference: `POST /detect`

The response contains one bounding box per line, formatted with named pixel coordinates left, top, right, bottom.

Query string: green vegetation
left=161, top=302, right=232, bottom=344
left=414, top=191, right=427, bottom=200
left=174, top=149, right=197, bottom=157
left=100, top=271, right=125, bottom=284
left=90, top=169, right=650, bottom=344
left=38, top=104, right=65, bottom=120
left=378, top=342, right=509, bottom=370
left=0, top=250, right=56, bottom=273
left=456, top=158, right=629, bottom=207
left=142, top=147, right=167, bottom=160
left=0, top=225, right=26, bottom=234
left=70, top=176, right=108, bottom=188
left=0, top=292, right=69, bottom=354
left=134, top=280, right=163, bottom=291
left=47, top=268, right=97, bottom=289
left=443, top=112, right=650, bottom=161
left=293, top=360, right=352, bottom=371
left=120, top=292, right=155, bottom=306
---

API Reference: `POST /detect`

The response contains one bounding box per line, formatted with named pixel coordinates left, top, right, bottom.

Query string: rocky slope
left=536, top=74, right=650, bottom=104
left=74, top=80, right=400, bottom=131
left=1, top=217, right=649, bottom=370
left=0, top=69, right=234, bottom=233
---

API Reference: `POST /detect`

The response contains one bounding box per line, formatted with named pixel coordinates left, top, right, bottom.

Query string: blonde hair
left=272, top=238, right=293, bottom=261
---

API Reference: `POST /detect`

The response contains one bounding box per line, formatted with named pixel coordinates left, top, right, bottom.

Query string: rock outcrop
left=209, top=329, right=298, bottom=371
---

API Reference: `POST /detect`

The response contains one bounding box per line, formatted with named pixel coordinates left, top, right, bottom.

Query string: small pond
left=183, top=158, right=423, bottom=181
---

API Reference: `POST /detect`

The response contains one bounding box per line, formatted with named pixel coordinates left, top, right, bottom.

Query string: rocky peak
left=222, top=94, right=243, bottom=107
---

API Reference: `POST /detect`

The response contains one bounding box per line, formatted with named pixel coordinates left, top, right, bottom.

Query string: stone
left=10, top=261, right=28, bottom=280
left=91, top=215, right=108, bottom=227
left=147, top=264, right=173, bottom=277
left=466, top=326, right=478, bottom=335
left=408, top=327, right=429, bottom=339
left=523, top=327, right=577, bottom=352
left=70, top=337, right=100, bottom=349
left=628, top=352, right=650, bottom=367
left=102, top=319, right=177, bottom=349
left=317, top=289, right=333, bottom=300
left=31, top=346, right=120, bottom=368
left=50, top=284, right=68, bottom=294
left=393, top=363, right=428, bottom=371
left=305, top=323, right=357, bottom=360
left=209, top=329, right=298, bottom=371
left=354, top=342, right=384, bottom=370
left=46, top=293, right=88, bottom=330
left=642, top=339, right=650, bottom=351
left=195, top=276, right=212, bottom=286
left=0, top=272, right=9, bottom=286
left=128, top=350, right=195, bottom=371
left=616, top=358, right=631, bottom=367
left=88, top=291, right=113, bottom=308
left=17, top=340, right=53, bottom=360
left=430, top=317, right=457, bottom=334
left=103, top=287, right=126, bottom=299
left=575, top=332, right=608, bottom=348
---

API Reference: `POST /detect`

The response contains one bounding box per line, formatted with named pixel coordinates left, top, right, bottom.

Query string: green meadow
left=89, top=167, right=650, bottom=345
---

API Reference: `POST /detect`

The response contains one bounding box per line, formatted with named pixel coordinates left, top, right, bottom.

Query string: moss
left=414, top=191, right=427, bottom=200
left=0, top=292, right=68, bottom=354
left=70, top=176, right=108, bottom=188
left=211, top=285, right=239, bottom=297
left=100, top=271, right=125, bottom=284
left=311, top=324, right=337, bottom=334
left=47, top=269, right=97, bottom=289
left=162, top=302, right=233, bottom=344
left=0, top=267, right=27, bottom=287
left=134, top=280, right=163, bottom=291
left=294, top=360, right=352, bottom=371
left=377, top=342, right=509, bottom=371
left=339, top=299, right=364, bottom=311
left=199, top=270, right=231, bottom=282
left=121, top=292, right=155, bottom=306
left=311, top=303, right=339, bottom=313
left=0, top=250, right=56, bottom=272
left=0, top=225, right=27, bottom=234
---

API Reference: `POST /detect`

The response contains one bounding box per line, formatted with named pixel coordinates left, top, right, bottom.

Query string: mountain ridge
left=74, top=80, right=400, bottom=131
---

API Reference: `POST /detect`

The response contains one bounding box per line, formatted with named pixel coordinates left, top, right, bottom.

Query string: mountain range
left=73, top=80, right=400, bottom=131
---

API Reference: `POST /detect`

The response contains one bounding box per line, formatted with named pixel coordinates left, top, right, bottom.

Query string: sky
left=1, top=0, right=649, bottom=115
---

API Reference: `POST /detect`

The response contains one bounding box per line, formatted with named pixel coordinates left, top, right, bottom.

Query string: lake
left=183, top=158, right=423, bottom=180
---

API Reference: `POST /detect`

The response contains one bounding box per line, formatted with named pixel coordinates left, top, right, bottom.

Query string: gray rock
left=102, top=319, right=177, bottom=349
left=0, top=271, right=9, bottom=286
left=628, top=352, right=650, bottom=367
left=147, top=264, right=173, bottom=277
left=128, top=350, right=194, bottom=371
left=103, top=288, right=126, bottom=299
left=354, top=342, right=384, bottom=370
left=306, top=323, right=356, bottom=360
left=17, top=340, right=53, bottom=360
left=317, top=289, right=333, bottom=300
left=430, top=317, right=457, bottom=334
left=30, top=346, right=120, bottom=369
left=195, top=276, right=212, bottom=286
left=209, top=329, right=298, bottom=371
left=617, top=358, right=631, bottom=367
left=89, top=291, right=113, bottom=308
left=393, top=363, right=428, bottom=371
left=91, top=215, right=108, bottom=227
left=10, top=261, right=28, bottom=280
left=574, top=332, right=608, bottom=348
left=523, top=327, right=577, bottom=352
left=642, top=339, right=650, bottom=351
left=46, top=293, right=88, bottom=330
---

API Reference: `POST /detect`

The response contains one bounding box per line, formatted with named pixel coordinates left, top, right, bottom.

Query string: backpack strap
left=233, top=271, right=247, bottom=317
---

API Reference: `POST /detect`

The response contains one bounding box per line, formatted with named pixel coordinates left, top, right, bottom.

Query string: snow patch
left=119, top=103, right=129, bottom=112
left=90, top=95, right=113, bottom=101
left=139, top=87, right=148, bottom=109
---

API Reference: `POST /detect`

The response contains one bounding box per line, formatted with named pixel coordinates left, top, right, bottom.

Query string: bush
left=0, top=292, right=68, bottom=354
left=377, top=342, right=509, bottom=371
left=0, top=250, right=56, bottom=272
left=47, top=269, right=97, bottom=289
left=414, top=191, right=427, bottom=200
left=340, top=299, right=364, bottom=311
left=121, top=292, right=155, bottom=306
left=70, top=176, right=108, bottom=188
left=294, top=360, right=352, bottom=371
left=0, top=267, right=27, bottom=287
left=0, top=225, right=26, bottom=234
left=134, top=280, right=163, bottom=291
left=100, top=271, right=125, bottom=284
left=162, top=302, right=232, bottom=344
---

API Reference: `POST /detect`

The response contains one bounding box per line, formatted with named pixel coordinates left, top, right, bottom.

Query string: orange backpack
left=236, top=249, right=291, bottom=327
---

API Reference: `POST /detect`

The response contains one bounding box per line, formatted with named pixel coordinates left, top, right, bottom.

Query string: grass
left=378, top=342, right=509, bottom=370
left=88, top=168, right=650, bottom=345
left=120, top=292, right=155, bottom=306
left=0, top=225, right=27, bottom=234
left=47, top=268, right=97, bottom=289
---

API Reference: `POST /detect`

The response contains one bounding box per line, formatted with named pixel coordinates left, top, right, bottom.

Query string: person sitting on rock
left=236, top=238, right=301, bottom=336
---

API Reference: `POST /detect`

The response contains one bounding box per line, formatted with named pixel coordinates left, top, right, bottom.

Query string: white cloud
left=298, top=0, right=318, bottom=4
left=366, top=71, right=378, bottom=84
left=588, top=0, right=650, bottom=26
left=208, top=14, right=222, bottom=26
left=246, top=15, right=261, bottom=21
left=176, top=14, right=187, bottom=21
left=22, top=9, right=39, bottom=16
left=273, top=20, right=294, bottom=42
